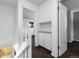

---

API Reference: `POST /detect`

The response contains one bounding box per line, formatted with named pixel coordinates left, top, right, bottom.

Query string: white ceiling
left=62, top=0, right=79, bottom=10
left=0, top=0, right=47, bottom=7
left=0, top=0, right=17, bottom=7
left=28, top=0, right=47, bottom=5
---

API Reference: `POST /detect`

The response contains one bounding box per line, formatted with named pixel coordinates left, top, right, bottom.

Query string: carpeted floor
left=32, top=36, right=53, bottom=58
left=32, top=46, right=53, bottom=58
left=60, top=41, right=79, bottom=58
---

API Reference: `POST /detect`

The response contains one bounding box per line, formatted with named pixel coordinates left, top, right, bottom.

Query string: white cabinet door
left=42, top=33, right=45, bottom=47
left=38, top=2, right=51, bottom=23
left=45, top=33, right=51, bottom=51
left=50, top=34, right=52, bottom=50
left=48, top=34, right=52, bottom=51
left=39, top=33, right=52, bottom=51
left=43, top=33, right=51, bottom=51
left=39, top=33, right=43, bottom=46
left=44, top=33, right=47, bottom=49
left=39, top=33, right=45, bottom=47
left=59, top=3, right=67, bottom=56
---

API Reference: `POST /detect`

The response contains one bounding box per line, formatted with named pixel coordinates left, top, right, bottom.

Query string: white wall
left=0, top=5, right=15, bottom=47
left=13, top=6, right=18, bottom=44
left=50, top=0, right=58, bottom=57
left=37, top=0, right=51, bottom=23
left=23, top=18, right=28, bottom=29
left=62, top=0, right=79, bottom=10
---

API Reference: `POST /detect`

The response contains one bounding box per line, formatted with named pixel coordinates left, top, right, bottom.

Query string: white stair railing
left=14, top=41, right=30, bottom=58
left=14, top=28, right=32, bottom=58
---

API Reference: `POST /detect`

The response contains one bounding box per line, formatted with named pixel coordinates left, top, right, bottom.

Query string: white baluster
left=20, top=54, right=22, bottom=58
left=25, top=49, right=26, bottom=58
left=25, top=48, right=28, bottom=58
left=23, top=50, right=25, bottom=58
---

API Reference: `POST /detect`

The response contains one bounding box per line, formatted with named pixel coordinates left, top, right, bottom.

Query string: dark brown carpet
left=32, top=36, right=79, bottom=58
left=32, top=46, right=53, bottom=58
left=60, top=41, right=79, bottom=58
left=32, top=36, right=53, bottom=58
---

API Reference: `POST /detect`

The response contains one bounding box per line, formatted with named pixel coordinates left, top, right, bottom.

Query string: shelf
left=38, top=31, right=51, bottom=34
left=38, top=21, right=51, bottom=24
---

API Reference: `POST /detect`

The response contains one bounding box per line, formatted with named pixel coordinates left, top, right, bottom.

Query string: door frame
left=58, top=1, right=60, bottom=57
left=71, top=9, right=79, bottom=42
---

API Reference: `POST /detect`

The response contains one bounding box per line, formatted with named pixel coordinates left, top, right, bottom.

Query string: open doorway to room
left=23, top=7, right=35, bottom=42
left=23, top=7, right=35, bottom=58
left=73, top=11, right=79, bottom=42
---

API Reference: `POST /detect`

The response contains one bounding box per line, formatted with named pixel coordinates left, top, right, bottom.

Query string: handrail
left=14, top=41, right=30, bottom=58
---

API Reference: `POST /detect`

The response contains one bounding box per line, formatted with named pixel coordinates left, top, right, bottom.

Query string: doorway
left=74, top=12, right=79, bottom=41
left=23, top=8, right=35, bottom=58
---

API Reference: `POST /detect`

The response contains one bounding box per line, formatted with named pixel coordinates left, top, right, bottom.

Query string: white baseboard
left=51, top=53, right=58, bottom=58
left=74, top=39, right=79, bottom=41
left=35, top=44, right=39, bottom=47
left=67, top=40, right=73, bottom=43
left=68, top=39, right=79, bottom=42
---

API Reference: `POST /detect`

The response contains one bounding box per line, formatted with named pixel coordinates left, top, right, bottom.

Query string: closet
left=38, top=21, right=52, bottom=51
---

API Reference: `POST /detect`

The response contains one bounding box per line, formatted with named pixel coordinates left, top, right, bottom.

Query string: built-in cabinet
left=38, top=32, right=52, bottom=51
left=36, top=0, right=52, bottom=51
left=38, top=22, right=52, bottom=51
left=39, top=32, right=45, bottom=47
left=37, top=0, right=52, bottom=51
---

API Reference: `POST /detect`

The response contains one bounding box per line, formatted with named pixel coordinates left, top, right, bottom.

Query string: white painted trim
left=68, top=40, right=73, bottom=43
left=75, top=40, right=79, bottom=42
left=71, top=9, right=79, bottom=13
left=58, top=0, right=63, bottom=2
left=70, top=11, right=74, bottom=42
left=71, top=9, right=79, bottom=42
left=74, top=39, right=79, bottom=42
